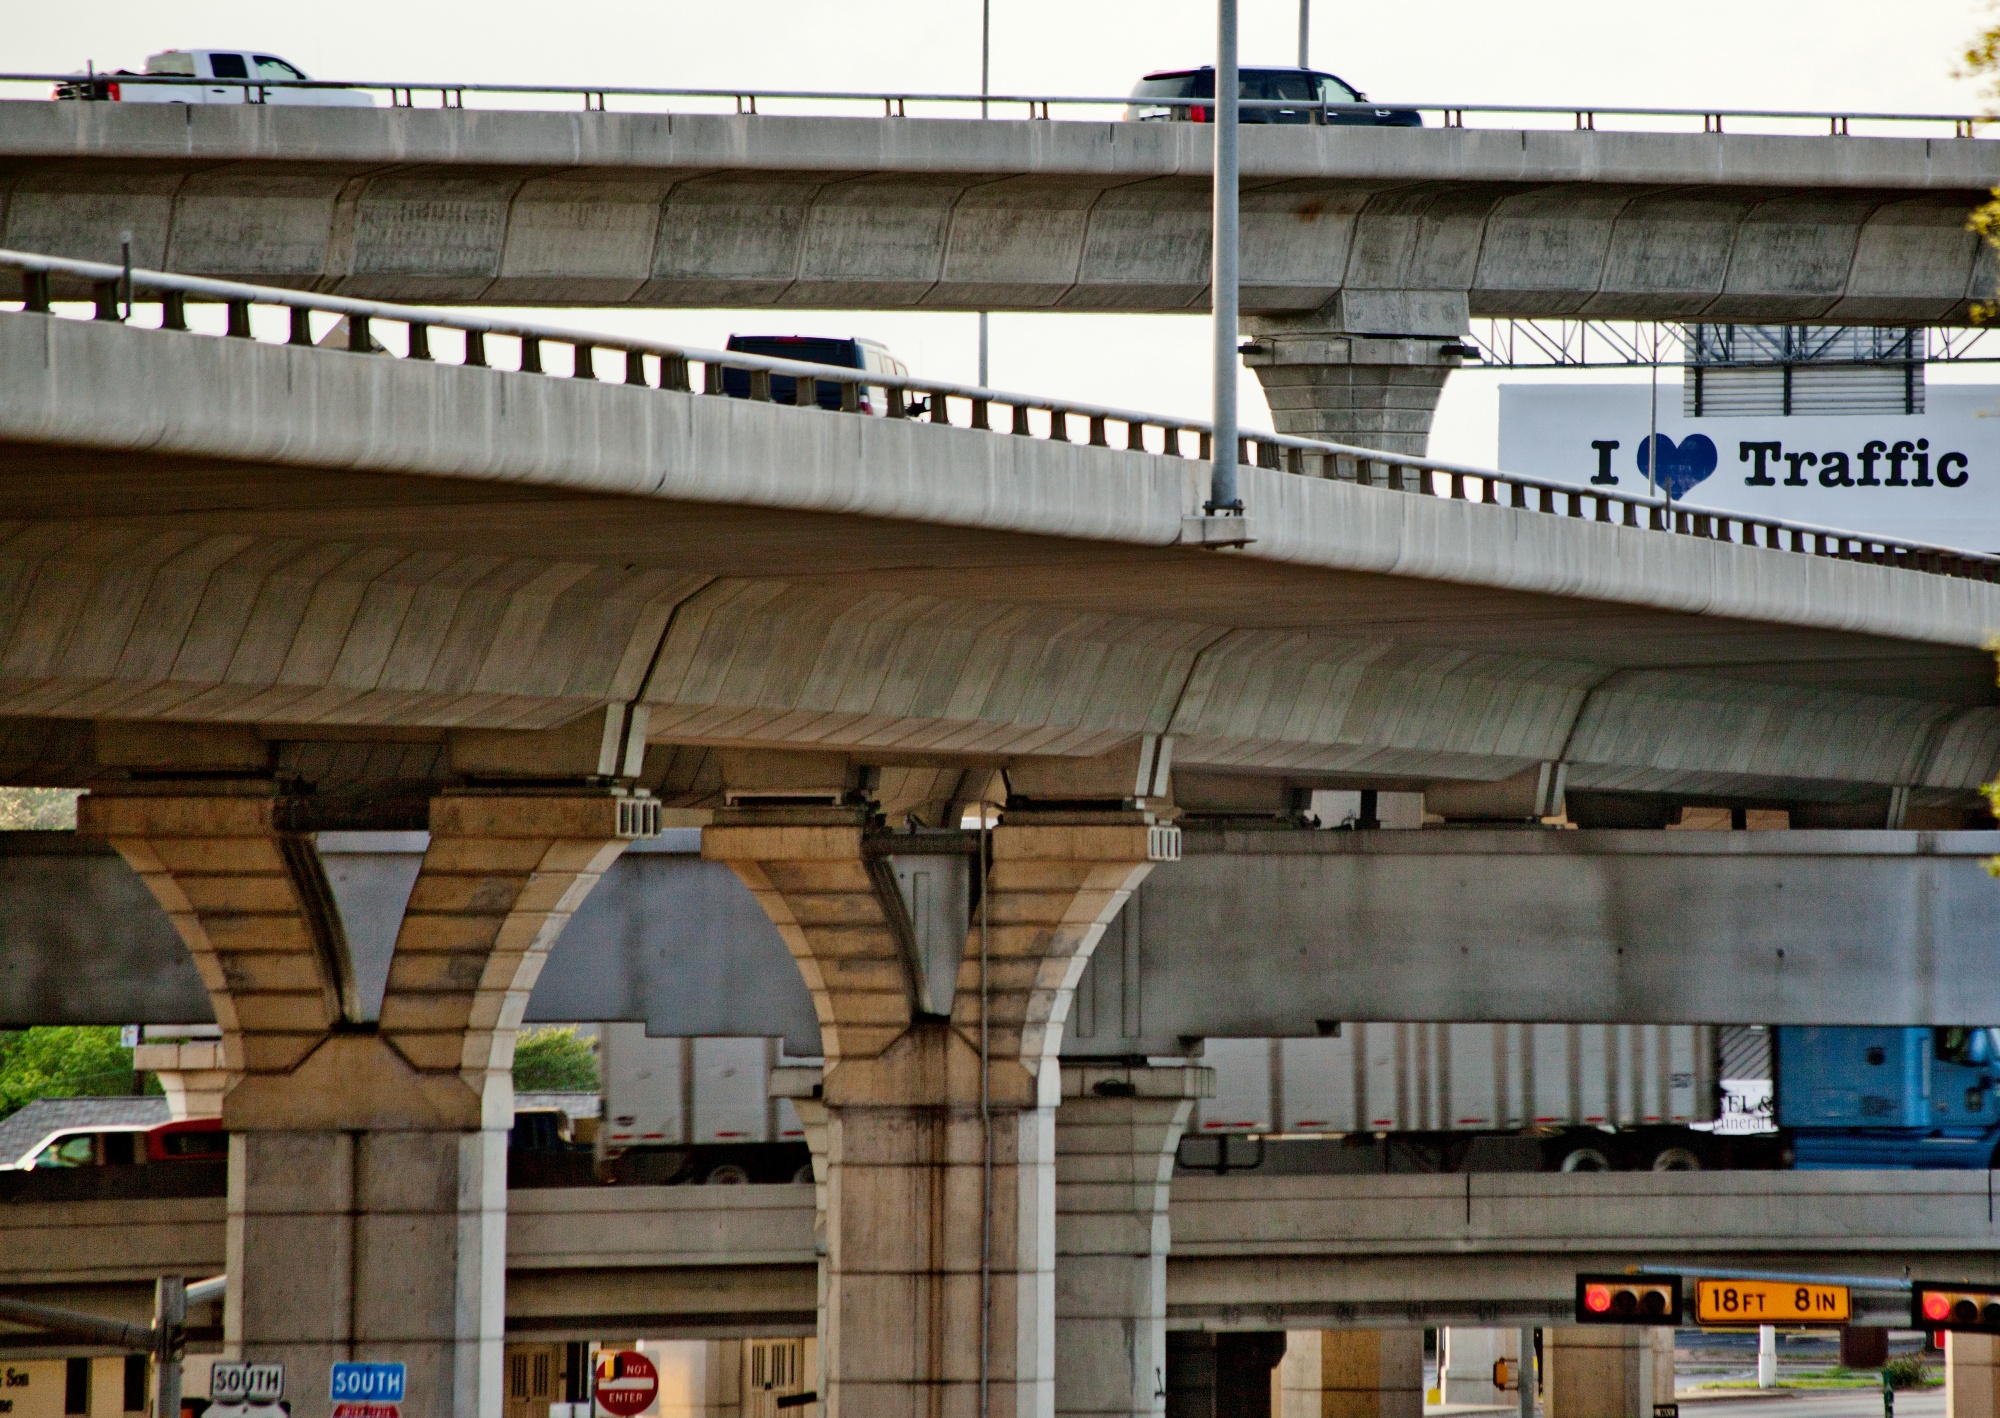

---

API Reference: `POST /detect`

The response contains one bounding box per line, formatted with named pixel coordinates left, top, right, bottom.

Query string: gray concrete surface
left=2, top=310, right=1996, bottom=817
left=5, top=1172, right=1990, bottom=1341
left=2, top=106, right=1994, bottom=321
left=11, top=827, right=2000, bottom=1035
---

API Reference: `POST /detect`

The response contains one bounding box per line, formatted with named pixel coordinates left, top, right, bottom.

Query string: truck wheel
left=793, top=1161, right=817, bottom=1184
left=1556, top=1145, right=1613, bottom=1172
left=704, top=1162, right=752, bottom=1185
left=1648, top=1146, right=1704, bottom=1172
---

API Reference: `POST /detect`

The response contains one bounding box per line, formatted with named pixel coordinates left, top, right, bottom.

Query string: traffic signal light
left=1575, top=1273, right=1683, bottom=1325
left=1913, top=1283, right=2000, bottom=1334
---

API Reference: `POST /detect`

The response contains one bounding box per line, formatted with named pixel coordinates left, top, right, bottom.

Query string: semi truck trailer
left=1186, top=1024, right=2000, bottom=1172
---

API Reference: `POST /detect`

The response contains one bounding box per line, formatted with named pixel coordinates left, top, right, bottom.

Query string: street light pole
left=1208, top=0, right=1241, bottom=514
left=978, top=0, right=991, bottom=386
left=1298, top=0, right=1310, bottom=68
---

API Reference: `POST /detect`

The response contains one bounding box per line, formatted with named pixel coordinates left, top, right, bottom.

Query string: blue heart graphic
left=1635, top=433, right=1718, bottom=500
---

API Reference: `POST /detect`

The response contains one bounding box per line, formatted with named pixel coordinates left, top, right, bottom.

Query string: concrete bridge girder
left=11, top=827, right=2000, bottom=1039
left=3, top=110, right=1994, bottom=322
left=5, top=1172, right=1995, bottom=1345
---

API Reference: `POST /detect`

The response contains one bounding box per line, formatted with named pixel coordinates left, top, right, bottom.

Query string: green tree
left=1964, top=10, right=2000, bottom=305
left=513, top=1026, right=599, bottom=1093
left=0, top=787, right=80, bottom=830
left=0, top=1026, right=148, bottom=1120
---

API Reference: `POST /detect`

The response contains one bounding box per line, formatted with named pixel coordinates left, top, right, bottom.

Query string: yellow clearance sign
left=1695, top=1279, right=1851, bottom=1325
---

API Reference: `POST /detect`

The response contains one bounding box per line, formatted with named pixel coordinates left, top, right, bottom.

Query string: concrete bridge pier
left=81, top=785, right=640, bottom=1418
left=1440, top=1328, right=1522, bottom=1407
left=1949, top=1333, right=2000, bottom=1418
left=1054, top=1063, right=1211, bottom=1418
left=1543, top=1328, right=1672, bottom=1418
left=1275, top=1330, right=1424, bottom=1418
left=1240, top=293, right=1469, bottom=458
left=705, top=779, right=1174, bottom=1418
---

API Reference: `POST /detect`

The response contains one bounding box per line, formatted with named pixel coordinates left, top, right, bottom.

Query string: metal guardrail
left=4, top=246, right=1997, bottom=584
left=2, top=71, right=1989, bottom=137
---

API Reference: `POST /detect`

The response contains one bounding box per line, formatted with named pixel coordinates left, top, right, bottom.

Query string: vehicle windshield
left=33, top=1135, right=94, bottom=1168
left=726, top=336, right=863, bottom=370
left=1130, top=69, right=1358, bottom=103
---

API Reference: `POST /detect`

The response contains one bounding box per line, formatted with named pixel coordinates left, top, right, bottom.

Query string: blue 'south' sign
left=330, top=1364, right=406, bottom=1404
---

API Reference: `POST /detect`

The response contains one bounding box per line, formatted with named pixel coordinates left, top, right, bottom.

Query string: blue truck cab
left=1778, top=1026, right=2000, bottom=1168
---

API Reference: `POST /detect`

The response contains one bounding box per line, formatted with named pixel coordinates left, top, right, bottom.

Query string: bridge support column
left=1241, top=295, right=1468, bottom=457
left=83, top=787, right=640, bottom=1418
left=1949, top=1333, right=2000, bottom=1418
left=1055, top=1064, right=1210, bottom=1418
left=1275, top=1330, right=1423, bottom=1418
left=1440, top=1328, right=1521, bottom=1407
left=1543, top=1328, right=1672, bottom=1418
left=705, top=805, right=1172, bottom=1418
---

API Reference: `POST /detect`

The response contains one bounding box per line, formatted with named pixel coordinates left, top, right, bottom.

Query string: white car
left=55, top=50, right=374, bottom=106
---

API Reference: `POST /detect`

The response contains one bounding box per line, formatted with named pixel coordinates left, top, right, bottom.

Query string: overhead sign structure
left=1695, top=1278, right=1851, bottom=1325
left=1914, top=1282, right=2000, bottom=1333
left=594, top=1351, right=659, bottom=1418
left=330, top=1362, right=405, bottom=1418
left=1575, top=1273, right=1683, bottom=1325
left=208, top=1362, right=285, bottom=1418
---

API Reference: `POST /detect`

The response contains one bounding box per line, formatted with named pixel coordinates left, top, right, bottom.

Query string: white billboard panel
left=1497, top=383, right=2000, bottom=551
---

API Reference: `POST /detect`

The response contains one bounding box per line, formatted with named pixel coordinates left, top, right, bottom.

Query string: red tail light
left=107, top=82, right=120, bottom=100
left=1190, top=105, right=1207, bottom=122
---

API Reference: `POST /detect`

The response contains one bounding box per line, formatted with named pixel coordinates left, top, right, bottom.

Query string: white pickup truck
left=55, top=50, right=373, bottom=106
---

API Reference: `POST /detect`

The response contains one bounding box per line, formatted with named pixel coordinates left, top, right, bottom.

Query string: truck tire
left=703, top=1162, right=752, bottom=1185
left=793, top=1161, right=817, bottom=1184
left=1647, top=1146, right=1704, bottom=1172
left=1556, top=1144, right=1613, bottom=1172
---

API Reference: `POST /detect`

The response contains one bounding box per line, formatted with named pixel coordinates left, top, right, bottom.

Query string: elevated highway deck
left=2, top=304, right=1996, bottom=816
left=0, top=106, right=1992, bottom=322
left=3, top=1173, right=1986, bottom=1347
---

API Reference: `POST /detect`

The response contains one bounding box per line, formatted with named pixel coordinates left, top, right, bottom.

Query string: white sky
left=12, top=0, right=2000, bottom=464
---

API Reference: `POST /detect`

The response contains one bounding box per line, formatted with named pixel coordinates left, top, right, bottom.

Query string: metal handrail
left=5, top=246, right=1996, bottom=582
left=4, top=71, right=1990, bottom=133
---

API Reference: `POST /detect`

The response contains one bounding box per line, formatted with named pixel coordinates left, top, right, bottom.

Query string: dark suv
left=1125, top=66, right=1420, bottom=126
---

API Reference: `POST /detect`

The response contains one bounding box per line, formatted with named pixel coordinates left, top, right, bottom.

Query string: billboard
left=1497, top=383, right=2000, bottom=552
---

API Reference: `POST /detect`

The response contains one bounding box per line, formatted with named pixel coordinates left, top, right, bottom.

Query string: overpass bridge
left=4, top=1172, right=1989, bottom=1348
left=5, top=263, right=2000, bottom=1417
left=5, top=102, right=1997, bottom=449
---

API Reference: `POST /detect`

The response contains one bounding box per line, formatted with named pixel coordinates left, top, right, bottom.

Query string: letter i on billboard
left=1499, top=383, right=1999, bottom=551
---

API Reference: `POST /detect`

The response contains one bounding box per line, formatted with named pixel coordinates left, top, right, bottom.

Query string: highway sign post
left=1695, top=1278, right=1851, bottom=1325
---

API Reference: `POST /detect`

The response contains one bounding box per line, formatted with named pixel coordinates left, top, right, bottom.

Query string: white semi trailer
left=597, top=1024, right=815, bottom=1184
left=1188, top=1024, right=1726, bottom=1172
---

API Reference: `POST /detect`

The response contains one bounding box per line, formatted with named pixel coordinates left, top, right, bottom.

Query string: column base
left=228, top=1129, right=505, bottom=1418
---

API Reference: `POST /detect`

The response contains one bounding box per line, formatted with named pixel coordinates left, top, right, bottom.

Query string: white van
left=55, top=51, right=374, bottom=106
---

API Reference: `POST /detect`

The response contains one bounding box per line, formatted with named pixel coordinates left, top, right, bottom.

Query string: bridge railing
left=5, top=247, right=1997, bottom=584
left=0, top=72, right=1988, bottom=138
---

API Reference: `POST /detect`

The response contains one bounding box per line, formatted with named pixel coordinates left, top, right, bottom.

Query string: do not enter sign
left=594, top=1351, right=659, bottom=1417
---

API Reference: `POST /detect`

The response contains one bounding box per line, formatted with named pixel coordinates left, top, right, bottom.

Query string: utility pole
left=978, top=0, right=991, bottom=386
left=1208, top=0, right=1242, bottom=514
left=1298, top=0, right=1310, bottom=67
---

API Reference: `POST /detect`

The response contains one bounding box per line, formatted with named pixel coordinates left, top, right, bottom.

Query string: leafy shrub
left=513, top=1026, right=599, bottom=1093
left=1884, top=1355, right=1936, bottom=1390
